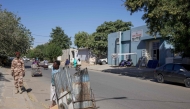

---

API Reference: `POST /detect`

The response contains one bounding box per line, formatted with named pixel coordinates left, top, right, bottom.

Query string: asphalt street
left=24, top=62, right=190, bottom=109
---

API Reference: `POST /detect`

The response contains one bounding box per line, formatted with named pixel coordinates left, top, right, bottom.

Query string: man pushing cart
left=50, top=64, right=98, bottom=109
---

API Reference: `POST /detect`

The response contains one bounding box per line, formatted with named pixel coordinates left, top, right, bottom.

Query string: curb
left=23, top=82, right=36, bottom=109
left=85, top=68, right=155, bottom=79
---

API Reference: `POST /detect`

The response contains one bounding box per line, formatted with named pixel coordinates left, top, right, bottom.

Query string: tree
left=33, top=49, right=44, bottom=60
left=46, top=43, right=62, bottom=62
left=25, top=49, right=35, bottom=58
left=0, top=5, right=34, bottom=56
left=50, top=26, right=72, bottom=49
left=89, top=20, right=133, bottom=57
left=124, top=0, right=190, bottom=57
left=74, top=31, right=90, bottom=48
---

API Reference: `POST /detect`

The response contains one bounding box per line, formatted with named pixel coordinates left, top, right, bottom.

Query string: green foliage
left=50, top=26, right=72, bottom=49
left=0, top=5, right=34, bottom=56
left=26, top=49, right=35, bottom=58
left=46, top=43, right=62, bottom=62
left=89, top=20, right=133, bottom=57
left=124, top=0, right=190, bottom=57
left=74, top=31, right=90, bottom=48
left=26, top=27, right=70, bottom=61
left=26, top=43, right=62, bottom=62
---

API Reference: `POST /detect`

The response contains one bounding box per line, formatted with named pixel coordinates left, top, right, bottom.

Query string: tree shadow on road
left=96, top=97, right=127, bottom=102
left=101, top=68, right=155, bottom=81
left=101, top=69, right=187, bottom=88
left=150, top=80, right=186, bottom=88
left=96, top=96, right=190, bottom=104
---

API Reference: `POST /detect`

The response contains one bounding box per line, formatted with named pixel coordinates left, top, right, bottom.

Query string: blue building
left=108, top=25, right=174, bottom=66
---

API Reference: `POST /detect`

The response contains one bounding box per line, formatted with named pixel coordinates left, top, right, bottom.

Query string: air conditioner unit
left=142, top=49, right=147, bottom=57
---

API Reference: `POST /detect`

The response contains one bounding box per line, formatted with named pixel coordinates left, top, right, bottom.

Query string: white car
left=98, top=58, right=107, bottom=65
left=23, top=58, right=30, bottom=61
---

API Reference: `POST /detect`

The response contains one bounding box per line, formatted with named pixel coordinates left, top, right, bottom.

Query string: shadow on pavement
left=101, top=67, right=187, bottom=88
left=0, top=72, right=10, bottom=82
left=96, top=97, right=127, bottom=102
left=150, top=79, right=185, bottom=87
left=101, top=67, right=155, bottom=80
left=96, top=96, right=190, bottom=103
left=45, top=99, right=50, bottom=101
left=126, top=98, right=190, bottom=103
left=22, top=86, right=32, bottom=93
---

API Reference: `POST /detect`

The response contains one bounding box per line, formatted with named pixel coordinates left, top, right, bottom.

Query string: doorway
left=152, top=42, right=160, bottom=60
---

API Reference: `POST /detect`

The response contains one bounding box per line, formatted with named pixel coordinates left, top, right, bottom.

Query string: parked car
left=97, top=58, right=107, bottom=65
left=154, top=63, right=190, bottom=88
left=23, top=57, right=30, bottom=61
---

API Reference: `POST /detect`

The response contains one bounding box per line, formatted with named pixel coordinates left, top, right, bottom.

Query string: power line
left=32, top=34, right=75, bottom=38
left=32, top=34, right=49, bottom=37
left=34, top=42, right=47, bottom=43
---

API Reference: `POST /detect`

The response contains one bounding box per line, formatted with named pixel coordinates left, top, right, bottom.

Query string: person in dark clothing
left=65, top=59, right=70, bottom=68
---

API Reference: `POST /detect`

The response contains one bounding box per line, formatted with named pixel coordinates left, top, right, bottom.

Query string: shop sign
left=131, top=30, right=143, bottom=41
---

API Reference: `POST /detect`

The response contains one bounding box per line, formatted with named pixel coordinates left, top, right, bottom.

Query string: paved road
left=24, top=62, right=190, bottom=109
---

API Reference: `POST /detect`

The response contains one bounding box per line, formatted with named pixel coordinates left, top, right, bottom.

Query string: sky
left=1, top=0, right=146, bottom=48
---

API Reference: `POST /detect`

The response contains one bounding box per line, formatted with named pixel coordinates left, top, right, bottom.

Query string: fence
left=54, top=68, right=73, bottom=100
left=53, top=67, right=97, bottom=109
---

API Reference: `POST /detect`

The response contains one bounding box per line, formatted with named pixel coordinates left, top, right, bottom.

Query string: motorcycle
left=126, top=59, right=133, bottom=67
left=119, top=59, right=133, bottom=67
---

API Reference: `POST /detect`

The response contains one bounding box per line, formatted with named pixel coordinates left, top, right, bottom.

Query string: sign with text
left=131, top=30, right=143, bottom=41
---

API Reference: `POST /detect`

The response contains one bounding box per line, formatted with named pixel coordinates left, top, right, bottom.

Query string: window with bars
left=152, top=42, right=160, bottom=49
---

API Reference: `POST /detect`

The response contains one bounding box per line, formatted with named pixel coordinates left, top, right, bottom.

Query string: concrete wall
left=122, top=30, right=131, bottom=41
left=159, top=40, right=174, bottom=66
left=108, top=32, right=118, bottom=65
left=62, top=48, right=78, bottom=62
left=121, top=41, right=130, bottom=60
left=77, top=49, right=90, bottom=61
left=107, top=25, right=174, bottom=66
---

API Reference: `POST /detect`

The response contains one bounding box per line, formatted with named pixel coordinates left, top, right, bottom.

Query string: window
left=164, top=64, right=173, bottom=71
left=173, top=64, right=182, bottom=71
left=182, top=64, right=190, bottom=71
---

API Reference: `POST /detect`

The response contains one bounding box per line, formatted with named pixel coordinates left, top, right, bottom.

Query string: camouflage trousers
left=13, top=72, right=23, bottom=88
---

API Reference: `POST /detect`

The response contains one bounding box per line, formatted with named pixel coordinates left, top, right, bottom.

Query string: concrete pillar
left=119, top=31, right=122, bottom=63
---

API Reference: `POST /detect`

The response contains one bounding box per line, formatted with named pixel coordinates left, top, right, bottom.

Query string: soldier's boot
left=15, top=88, right=19, bottom=94
left=19, top=87, right=23, bottom=94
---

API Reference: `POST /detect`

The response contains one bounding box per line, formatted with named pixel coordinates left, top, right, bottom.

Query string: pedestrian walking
left=50, top=60, right=60, bottom=108
left=76, top=58, right=81, bottom=70
left=73, top=58, right=77, bottom=68
left=65, top=59, right=70, bottom=68
left=11, top=52, right=25, bottom=94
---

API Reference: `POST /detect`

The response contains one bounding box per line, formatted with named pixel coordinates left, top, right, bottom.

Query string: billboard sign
left=131, top=30, right=143, bottom=41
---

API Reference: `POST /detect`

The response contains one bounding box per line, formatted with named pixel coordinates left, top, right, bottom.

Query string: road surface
left=24, top=62, right=190, bottom=109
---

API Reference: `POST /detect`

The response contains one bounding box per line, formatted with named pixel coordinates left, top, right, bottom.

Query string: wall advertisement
left=131, top=30, right=143, bottom=42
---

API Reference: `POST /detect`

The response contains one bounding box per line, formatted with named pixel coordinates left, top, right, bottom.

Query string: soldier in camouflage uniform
left=11, top=52, right=25, bottom=94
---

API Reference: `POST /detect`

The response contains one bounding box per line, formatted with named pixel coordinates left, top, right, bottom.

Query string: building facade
left=77, top=48, right=91, bottom=62
left=108, top=25, right=174, bottom=66
left=61, top=48, right=78, bottom=62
